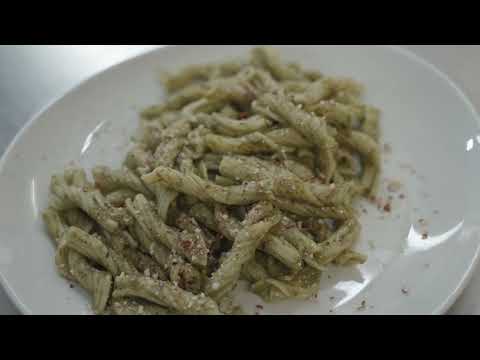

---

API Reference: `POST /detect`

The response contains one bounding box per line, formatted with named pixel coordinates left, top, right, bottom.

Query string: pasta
left=213, top=204, right=303, bottom=271
left=110, top=299, right=171, bottom=315
left=43, top=47, right=381, bottom=315
left=125, top=195, right=209, bottom=268
left=68, top=251, right=113, bottom=314
left=112, top=274, right=220, bottom=315
left=205, top=206, right=282, bottom=300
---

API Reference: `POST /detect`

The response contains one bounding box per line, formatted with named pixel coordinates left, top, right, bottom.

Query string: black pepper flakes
left=357, top=300, right=367, bottom=311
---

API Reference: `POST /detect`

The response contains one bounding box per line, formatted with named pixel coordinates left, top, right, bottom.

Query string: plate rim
left=0, top=44, right=479, bottom=315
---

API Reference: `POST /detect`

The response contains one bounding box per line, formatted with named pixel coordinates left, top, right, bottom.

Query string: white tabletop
left=0, top=45, right=478, bottom=315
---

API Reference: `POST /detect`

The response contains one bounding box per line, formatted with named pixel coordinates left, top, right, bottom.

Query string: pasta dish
left=42, top=47, right=381, bottom=315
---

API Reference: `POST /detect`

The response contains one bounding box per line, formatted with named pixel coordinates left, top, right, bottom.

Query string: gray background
left=1, top=45, right=479, bottom=315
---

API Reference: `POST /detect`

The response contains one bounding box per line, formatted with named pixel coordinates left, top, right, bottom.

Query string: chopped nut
left=211, top=282, right=220, bottom=290
left=181, top=240, right=193, bottom=250
left=387, top=181, right=402, bottom=193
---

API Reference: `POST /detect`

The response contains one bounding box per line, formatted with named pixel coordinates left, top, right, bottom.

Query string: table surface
left=1, top=45, right=479, bottom=315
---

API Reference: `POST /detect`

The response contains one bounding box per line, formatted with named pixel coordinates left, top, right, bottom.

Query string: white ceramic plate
left=1, top=45, right=479, bottom=315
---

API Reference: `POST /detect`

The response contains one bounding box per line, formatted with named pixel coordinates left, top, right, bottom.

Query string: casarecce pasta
left=43, top=47, right=381, bottom=315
